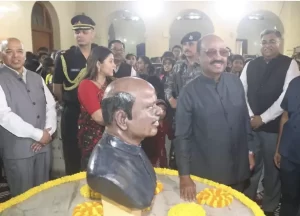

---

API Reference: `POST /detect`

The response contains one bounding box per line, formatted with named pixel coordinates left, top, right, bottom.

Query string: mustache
left=210, top=60, right=225, bottom=65
left=184, top=49, right=191, bottom=53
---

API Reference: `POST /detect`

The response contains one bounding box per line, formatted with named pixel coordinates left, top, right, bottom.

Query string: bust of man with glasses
left=109, top=40, right=136, bottom=78
left=240, top=29, right=300, bottom=216
left=175, top=34, right=255, bottom=202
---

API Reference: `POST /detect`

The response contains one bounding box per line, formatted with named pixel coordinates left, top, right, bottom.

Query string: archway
left=236, top=10, right=284, bottom=55
left=169, top=9, right=214, bottom=49
left=31, top=1, right=60, bottom=53
left=107, top=10, right=146, bottom=55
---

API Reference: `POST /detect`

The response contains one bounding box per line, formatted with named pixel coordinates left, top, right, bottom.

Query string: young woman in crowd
left=136, top=56, right=156, bottom=79
left=230, top=54, right=245, bottom=77
left=77, top=46, right=116, bottom=170
left=160, top=56, right=175, bottom=84
left=125, top=53, right=137, bottom=70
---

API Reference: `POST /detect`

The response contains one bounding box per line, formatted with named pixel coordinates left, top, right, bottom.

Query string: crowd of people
left=1, top=13, right=300, bottom=216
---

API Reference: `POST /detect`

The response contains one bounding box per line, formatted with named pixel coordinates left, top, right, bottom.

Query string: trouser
left=279, top=157, right=300, bottom=216
left=244, top=131, right=281, bottom=212
left=0, top=149, right=3, bottom=181
left=61, top=105, right=81, bottom=175
left=80, top=151, right=92, bottom=171
left=229, top=179, right=249, bottom=193
left=168, top=112, right=177, bottom=170
left=2, top=152, right=50, bottom=197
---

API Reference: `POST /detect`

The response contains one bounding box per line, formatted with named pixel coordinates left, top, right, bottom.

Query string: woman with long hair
left=136, top=56, right=155, bottom=79
left=77, top=46, right=116, bottom=170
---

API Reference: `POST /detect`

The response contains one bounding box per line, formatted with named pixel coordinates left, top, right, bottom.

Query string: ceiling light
left=176, top=12, right=202, bottom=20
left=215, top=1, right=247, bottom=21
left=131, top=16, right=140, bottom=21
left=248, top=14, right=264, bottom=20
left=136, top=0, right=163, bottom=19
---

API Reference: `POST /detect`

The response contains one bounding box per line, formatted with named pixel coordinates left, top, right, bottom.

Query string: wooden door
left=31, top=2, right=53, bottom=53
left=32, top=31, right=51, bottom=53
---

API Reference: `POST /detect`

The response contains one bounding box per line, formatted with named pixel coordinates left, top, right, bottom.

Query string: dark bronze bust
left=87, top=77, right=162, bottom=211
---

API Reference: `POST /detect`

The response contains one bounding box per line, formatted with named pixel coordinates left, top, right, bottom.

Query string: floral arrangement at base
left=80, top=185, right=102, bottom=200
left=168, top=203, right=206, bottom=216
left=0, top=168, right=265, bottom=216
left=196, top=188, right=233, bottom=208
left=73, top=201, right=103, bottom=216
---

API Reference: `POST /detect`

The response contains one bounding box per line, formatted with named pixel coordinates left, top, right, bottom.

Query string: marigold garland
left=168, top=203, right=206, bottom=216
left=196, top=188, right=233, bottom=208
left=80, top=185, right=102, bottom=200
left=73, top=201, right=103, bottom=216
left=0, top=168, right=265, bottom=216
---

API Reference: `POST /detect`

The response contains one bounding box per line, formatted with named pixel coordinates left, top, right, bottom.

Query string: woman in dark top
left=77, top=46, right=116, bottom=170
left=136, top=56, right=155, bottom=79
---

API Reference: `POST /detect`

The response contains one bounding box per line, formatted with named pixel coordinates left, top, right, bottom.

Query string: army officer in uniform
left=53, top=15, right=97, bottom=175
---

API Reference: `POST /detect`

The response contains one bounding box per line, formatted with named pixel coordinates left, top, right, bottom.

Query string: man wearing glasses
left=175, top=34, right=255, bottom=201
left=109, top=40, right=136, bottom=78
left=240, top=29, right=300, bottom=216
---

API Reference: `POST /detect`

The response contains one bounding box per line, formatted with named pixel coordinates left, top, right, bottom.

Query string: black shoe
left=264, top=212, right=274, bottom=216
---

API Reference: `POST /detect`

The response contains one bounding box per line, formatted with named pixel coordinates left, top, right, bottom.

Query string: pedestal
left=102, top=196, right=142, bottom=216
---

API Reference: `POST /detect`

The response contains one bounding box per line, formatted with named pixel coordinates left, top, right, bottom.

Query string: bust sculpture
left=87, top=77, right=162, bottom=215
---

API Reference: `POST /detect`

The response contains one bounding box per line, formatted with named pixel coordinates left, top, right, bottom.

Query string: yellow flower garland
left=0, top=168, right=265, bottom=216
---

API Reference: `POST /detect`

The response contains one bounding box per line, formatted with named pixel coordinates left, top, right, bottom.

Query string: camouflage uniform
left=164, top=59, right=201, bottom=100
left=164, top=59, right=201, bottom=169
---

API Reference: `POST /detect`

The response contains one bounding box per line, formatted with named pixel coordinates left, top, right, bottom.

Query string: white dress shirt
left=0, top=66, right=57, bottom=142
left=115, top=63, right=137, bottom=76
left=240, top=59, right=300, bottom=124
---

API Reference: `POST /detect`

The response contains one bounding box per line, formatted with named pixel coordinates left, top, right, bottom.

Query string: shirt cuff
left=30, top=128, right=44, bottom=142
left=260, top=113, right=270, bottom=124
left=45, top=126, right=54, bottom=136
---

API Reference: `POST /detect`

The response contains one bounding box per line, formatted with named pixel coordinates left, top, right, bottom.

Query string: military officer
left=164, top=32, right=202, bottom=169
left=53, top=15, right=97, bottom=175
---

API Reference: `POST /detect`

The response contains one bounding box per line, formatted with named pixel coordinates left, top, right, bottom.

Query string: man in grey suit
left=0, top=38, right=57, bottom=196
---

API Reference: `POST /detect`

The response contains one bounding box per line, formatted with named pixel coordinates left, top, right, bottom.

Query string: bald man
left=87, top=77, right=161, bottom=209
left=174, top=35, right=255, bottom=201
left=0, top=38, right=56, bottom=196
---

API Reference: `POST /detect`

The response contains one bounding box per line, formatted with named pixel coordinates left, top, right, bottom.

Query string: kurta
left=175, top=72, right=253, bottom=185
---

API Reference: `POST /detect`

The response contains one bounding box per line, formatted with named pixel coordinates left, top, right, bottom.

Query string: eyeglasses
left=111, top=48, right=124, bottom=53
left=201, top=48, right=230, bottom=58
left=260, top=40, right=279, bottom=46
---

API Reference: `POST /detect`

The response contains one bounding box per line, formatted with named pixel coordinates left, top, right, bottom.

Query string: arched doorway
left=236, top=10, right=284, bottom=55
left=107, top=10, right=146, bottom=55
left=31, top=1, right=53, bottom=53
left=169, top=9, right=214, bottom=49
